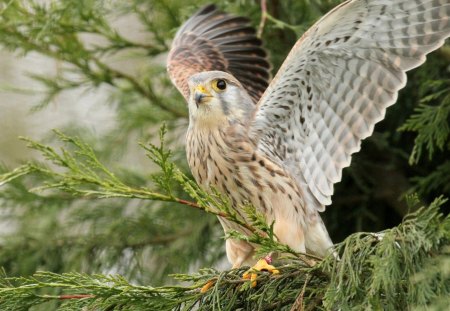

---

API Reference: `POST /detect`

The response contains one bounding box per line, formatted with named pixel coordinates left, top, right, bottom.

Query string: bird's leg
left=243, top=253, right=279, bottom=288
left=200, top=256, right=253, bottom=293
left=201, top=246, right=253, bottom=293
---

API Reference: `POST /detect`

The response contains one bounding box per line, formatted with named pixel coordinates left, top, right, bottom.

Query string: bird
left=167, top=1, right=450, bottom=272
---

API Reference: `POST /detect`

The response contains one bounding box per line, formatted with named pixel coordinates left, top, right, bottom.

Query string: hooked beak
left=194, top=85, right=211, bottom=107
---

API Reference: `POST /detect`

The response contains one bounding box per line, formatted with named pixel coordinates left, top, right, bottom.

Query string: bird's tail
left=305, top=217, right=334, bottom=258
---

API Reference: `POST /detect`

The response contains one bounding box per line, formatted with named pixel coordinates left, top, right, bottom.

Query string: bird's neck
left=188, top=116, right=250, bottom=146
left=191, top=114, right=229, bottom=130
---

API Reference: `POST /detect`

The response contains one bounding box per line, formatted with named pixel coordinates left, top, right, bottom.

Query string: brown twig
left=58, top=294, right=95, bottom=300
left=289, top=273, right=311, bottom=311
left=175, top=198, right=257, bottom=233
left=257, top=0, right=268, bottom=38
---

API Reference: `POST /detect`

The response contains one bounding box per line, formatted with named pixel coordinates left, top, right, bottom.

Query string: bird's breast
left=186, top=126, right=308, bottom=225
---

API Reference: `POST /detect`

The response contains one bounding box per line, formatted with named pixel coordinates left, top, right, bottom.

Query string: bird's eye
left=213, top=79, right=227, bottom=92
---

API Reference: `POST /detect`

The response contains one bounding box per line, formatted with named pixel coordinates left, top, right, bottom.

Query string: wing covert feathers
left=251, top=0, right=450, bottom=210
left=167, top=5, right=271, bottom=103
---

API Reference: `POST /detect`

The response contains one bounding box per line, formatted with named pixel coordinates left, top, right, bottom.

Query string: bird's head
left=187, top=71, right=254, bottom=126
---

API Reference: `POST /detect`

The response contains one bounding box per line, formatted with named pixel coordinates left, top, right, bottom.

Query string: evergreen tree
left=0, top=0, right=448, bottom=310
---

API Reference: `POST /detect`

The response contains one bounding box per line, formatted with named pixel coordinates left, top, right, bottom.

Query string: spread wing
left=167, top=4, right=271, bottom=103
left=250, top=0, right=450, bottom=210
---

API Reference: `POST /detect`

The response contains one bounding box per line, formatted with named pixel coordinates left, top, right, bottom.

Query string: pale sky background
left=0, top=13, right=153, bottom=167
left=0, top=50, right=116, bottom=166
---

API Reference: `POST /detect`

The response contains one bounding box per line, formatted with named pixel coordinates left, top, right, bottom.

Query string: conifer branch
left=0, top=127, right=277, bottom=250
left=399, top=79, right=450, bottom=164
left=0, top=0, right=186, bottom=117
left=0, top=1, right=449, bottom=310
left=0, top=198, right=448, bottom=310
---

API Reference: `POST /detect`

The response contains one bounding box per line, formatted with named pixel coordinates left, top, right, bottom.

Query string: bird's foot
left=243, top=256, right=279, bottom=288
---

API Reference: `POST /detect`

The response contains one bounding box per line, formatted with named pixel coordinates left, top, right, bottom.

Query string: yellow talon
left=243, top=258, right=279, bottom=288
left=200, top=279, right=216, bottom=293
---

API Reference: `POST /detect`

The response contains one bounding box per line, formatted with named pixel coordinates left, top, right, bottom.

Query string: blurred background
left=0, top=0, right=449, bottom=289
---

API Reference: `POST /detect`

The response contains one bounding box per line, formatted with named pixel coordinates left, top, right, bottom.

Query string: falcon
left=167, top=1, right=450, bottom=271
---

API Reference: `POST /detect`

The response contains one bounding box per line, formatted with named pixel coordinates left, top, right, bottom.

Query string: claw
left=243, top=258, right=279, bottom=287
left=200, top=279, right=216, bottom=293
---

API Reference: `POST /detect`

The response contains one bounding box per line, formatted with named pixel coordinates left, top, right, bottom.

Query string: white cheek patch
left=194, top=98, right=229, bottom=126
left=188, top=83, right=251, bottom=126
left=221, top=88, right=247, bottom=119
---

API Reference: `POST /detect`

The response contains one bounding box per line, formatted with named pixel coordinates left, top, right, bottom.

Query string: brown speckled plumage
left=168, top=1, right=450, bottom=267
left=186, top=115, right=313, bottom=266
left=167, top=5, right=271, bottom=104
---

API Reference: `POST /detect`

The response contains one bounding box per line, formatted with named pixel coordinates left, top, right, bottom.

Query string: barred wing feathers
left=167, top=4, right=271, bottom=103
left=251, top=0, right=450, bottom=210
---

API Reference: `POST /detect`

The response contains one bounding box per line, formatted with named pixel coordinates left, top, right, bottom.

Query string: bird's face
left=187, top=71, right=254, bottom=126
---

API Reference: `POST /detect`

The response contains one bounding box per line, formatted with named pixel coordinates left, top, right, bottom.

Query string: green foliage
left=322, top=196, right=450, bottom=310
left=399, top=79, right=450, bottom=164
left=398, top=78, right=450, bottom=199
left=0, top=0, right=449, bottom=310
left=0, top=0, right=184, bottom=117
left=409, top=161, right=450, bottom=198
left=0, top=198, right=448, bottom=310
left=0, top=126, right=223, bottom=284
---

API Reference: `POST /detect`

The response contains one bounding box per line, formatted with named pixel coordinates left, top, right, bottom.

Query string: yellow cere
left=195, top=84, right=210, bottom=95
